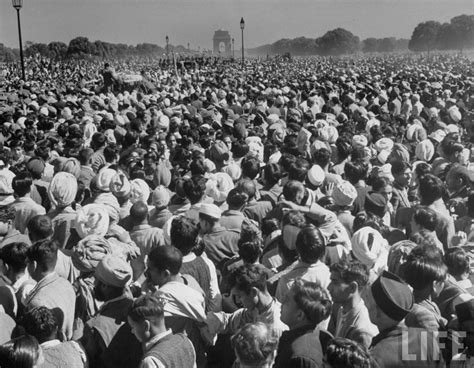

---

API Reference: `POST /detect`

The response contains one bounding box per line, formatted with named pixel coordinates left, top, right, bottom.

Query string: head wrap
left=332, top=181, right=357, bottom=207
left=72, top=235, right=113, bottom=272
left=110, top=172, right=131, bottom=198
left=152, top=185, right=171, bottom=208
left=95, top=168, right=117, bottom=192
left=59, top=158, right=81, bottom=179
left=130, top=179, right=150, bottom=204
left=94, top=192, right=121, bottom=223
left=48, top=172, right=78, bottom=208
left=95, top=255, right=132, bottom=288
left=75, top=204, right=110, bottom=238
left=415, top=139, right=435, bottom=162
left=205, top=172, right=234, bottom=203
left=351, top=226, right=388, bottom=271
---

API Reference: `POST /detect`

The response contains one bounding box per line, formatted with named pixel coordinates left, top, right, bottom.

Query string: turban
left=153, top=163, right=172, bottom=187
left=222, top=162, right=242, bottom=182
left=374, top=138, right=394, bottom=153
left=94, top=169, right=117, bottom=192
left=72, top=235, right=113, bottom=272
left=351, top=227, right=388, bottom=271
left=152, top=185, right=171, bottom=208
left=83, top=122, right=97, bottom=147
left=415, top=139, right=435, bottom=162
left=246, top=137, right=264, bottom=163
left=110, top=172, right=131, bottom=198
left=58, top=158, right=81, bottom=179
left=94, top=192, right=121, bottom=223
left=95, top=255, right=132, bottom=288
left=75, top=204, right=110, bottom=238
left=205, top=172, right=234, bottom=203
left=332, top=181, right=357, bottom=207
left=130, top=179, right=150, bottom=204
left=352, top=135, right=368, bottom=148
left=48, top=172, right=78, bottom=208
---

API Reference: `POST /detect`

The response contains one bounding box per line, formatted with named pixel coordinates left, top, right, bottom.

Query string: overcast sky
left=0, top=0, right=473, bottom=50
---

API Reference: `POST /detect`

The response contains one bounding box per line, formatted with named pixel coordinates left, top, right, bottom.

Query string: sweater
left=143, top=332, right=196, bottom=368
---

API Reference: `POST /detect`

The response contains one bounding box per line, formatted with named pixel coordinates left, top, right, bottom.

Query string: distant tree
left=67, top=36, right=94, bottom=56
left=317, top=28, right=360, bottom=55
left=362, top=38, right=378, bottom=53
left=377, top=37, right=396, bottom=52
left=409, top=21, right=441, bottom=53
left=449, top=14, right=474, bottom=52
left=25, top=42, right=50, bottom=57
left=436, top=22, right=457, bottom=50
left=48, top=41, right=67, bottom=59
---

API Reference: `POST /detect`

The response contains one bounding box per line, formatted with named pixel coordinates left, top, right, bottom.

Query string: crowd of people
left=0, top=52, right=472, bottom=368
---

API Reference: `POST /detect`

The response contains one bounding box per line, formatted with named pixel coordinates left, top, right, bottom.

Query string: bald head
left=130, top=201, right=148, bottom=225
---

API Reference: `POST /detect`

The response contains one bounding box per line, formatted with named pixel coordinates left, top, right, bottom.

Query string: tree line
left=0, top=13, right=472, bottom=62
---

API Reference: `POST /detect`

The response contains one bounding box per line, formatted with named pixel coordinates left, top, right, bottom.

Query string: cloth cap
left=199, top=203, right=222, bottom=219
left=48, top=172, right=78, bottom=208
left=95, top=255, right=132, bottom=288
left=371, top=270, right=414, bottom=321
left=307, top=165, right=325, bottom=187
left=332, top=181, right=357, bottom=207
left=110, top=173, right=131, bottom=198
left=152, top=185, right=171, bottom=208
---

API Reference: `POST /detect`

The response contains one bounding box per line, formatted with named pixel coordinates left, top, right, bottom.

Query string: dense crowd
left=0, top=52, right=472, bottom=368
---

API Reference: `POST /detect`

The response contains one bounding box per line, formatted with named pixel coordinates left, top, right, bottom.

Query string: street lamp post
left=240, top=18, right=245, bottom=68
left=187, top=42, right=190, bottom=53
left=232, top=38, right=235, bottom=60
left=166, top=35, right=169, bottom=61
left=12, top=0, right=25, bottom=81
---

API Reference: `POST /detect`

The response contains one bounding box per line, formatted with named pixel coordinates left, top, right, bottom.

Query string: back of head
left=344, top=160, right=369, bottom=184
left=128, top=293, right=166, bottom=323
left=413, top=206, right=438, bottom=232
left=230, top=264, right=269, bottom=294
left=130, top=201, right=148, bottom=224
left=231, top=322, right=278, bottom=367
left=183, top=176, right=206, bottom=204
left=0, top=335, right=41, bottom=368
left=26, top=239, right=59, bottom=273
left=148, top=245, right=182, bottom=275
left=21, top=306, right=58, bottom=344
left=330, top=259, right=370, bottom=291
left=27, top=215, right=53, bottom=243
left=0, top=242, right=29, bottom=273
left=418, top=174, right=443, bottom=205
left=295, top=225, right=326, bottom=264
left=325, top=338, right=376, bottom=368
left=237, top=179, right=257, bottom=200
left=12, top=171, right=32, bottom=197
left=402, top=244, right=447, bottom=290
left=282, top=180, right=305, bottom=203
left=238, top=240, right=263, bottom=264
left=291, top=278, right=332, bottom=326
left=444, top=247, right=471, bottom=279
left=241, top=156, right=260, bottom=180
left=170, top=216, right=199, bottom=255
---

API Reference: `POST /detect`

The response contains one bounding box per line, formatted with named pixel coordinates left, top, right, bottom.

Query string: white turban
left=130, top=179, right=150, bottom=204
left=48, top=172, right=78, bottom=208
left=351, top=227, right=388, bottom=272
left=205, top=172, right=234, bottom=203
left=75, top=204, right=110, bottom=239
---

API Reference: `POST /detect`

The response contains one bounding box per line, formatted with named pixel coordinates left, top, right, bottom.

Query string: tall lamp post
left=165, top=35, right=169, bottom=61
left=240, top=18, right=245, bottom=68
left=232, top=38, right=235, bottom=60
left=12, top=0, right=25, bottom=81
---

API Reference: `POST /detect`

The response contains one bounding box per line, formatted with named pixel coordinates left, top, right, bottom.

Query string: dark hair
left=282, top=180, right=305, bottom=203
left=261, top=218, right=280, bottom=237
left=27, top=215, right=53, bottom=242
left=12, top=172, right=33, bottom=197
left=226, top=188, right=249, bottom=209
left=468, top=191, right=474, bottom=218
left=445, top=247, right=471, bottom=278
left=238, top=241, right=262, bottom=264
left=402, top=244, right=447, bottom=290
left=183, top=176, right=206, bottom=204
left=21, top=307, right=58, bottom=343
left=190, top=158, right=206, bottom=177
left=231, top=323, right=278, bottom=367
left=391, top=160, right=411, bottom=176
left=291, top=278, right=332, bottom=325
left=335, top=137, right=353, bottom=160
left=325, top=338, right=377, bottom=368
left=128, top=293, right=166, bottom=322
left=78, top=148, right=94, bottom=165
left=230, top=264, right=268, bottom=294
left=236, top=179, right=256, bottom=200
left=0, top=335, right=41, bottom=368
left=418, top=174, right=443, bottom=205
left=148, top=246, right=182, bottom=275
left=104, top=146, right=118, bottom=163
left=288, top=158, right=310, bottom=182
left=0, top=242, right=29, bottom=273
left=371, top=176, right=392, bottom=192
left=313, top=148, right=331, bottom=168
left=26, top=239, right=58, bottom=272
left=344, top=161, right=369, bottom=184
left=295, top=225, right=326, bottom=263
left=330, top=259, right=370, bottom=290
left=170, top=217, right=199, bottom=255
left=414, top=162, right=431, bottom=181
left=412, top=206, right=438, bottom=232
left=241, top=156, right=260, bottom=180
left=263, top=163, right=283, bottom=187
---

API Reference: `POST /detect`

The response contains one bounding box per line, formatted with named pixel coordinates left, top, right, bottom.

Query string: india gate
left=213, top=29, right=232, bottom=56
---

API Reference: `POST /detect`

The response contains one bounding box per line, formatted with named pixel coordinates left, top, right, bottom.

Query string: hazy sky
left=0, top=0, right=473, bottom=50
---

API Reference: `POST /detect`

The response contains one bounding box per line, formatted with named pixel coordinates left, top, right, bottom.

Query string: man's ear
left=349, top=281, right=359, bottom=294
left=250, top=287, right=259, bottom=299
left=144, top=319, right=151, bottom=334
